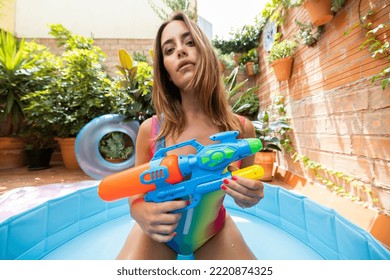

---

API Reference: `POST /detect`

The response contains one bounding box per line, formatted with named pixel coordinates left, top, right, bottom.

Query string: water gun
left=98, top=131, right=264, bottom=212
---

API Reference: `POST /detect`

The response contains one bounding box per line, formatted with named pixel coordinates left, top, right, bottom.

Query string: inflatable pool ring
left=75, top=114, right=139, bottom=180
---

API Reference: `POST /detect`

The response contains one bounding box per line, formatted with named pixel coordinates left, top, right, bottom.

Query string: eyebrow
left=161, top=31, right=192, bottom=49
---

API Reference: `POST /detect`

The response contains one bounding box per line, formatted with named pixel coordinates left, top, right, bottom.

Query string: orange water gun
left=98, top=131, right=264, bottom=211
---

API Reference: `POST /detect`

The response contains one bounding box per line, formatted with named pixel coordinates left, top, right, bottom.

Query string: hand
left=130, top=198, right=188, bottom=243
left=221, top=175, right=264, bottom=209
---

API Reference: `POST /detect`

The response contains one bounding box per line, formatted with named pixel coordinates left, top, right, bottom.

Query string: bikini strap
left=239, top=115, right=246, bottom=126
left=150, top=115, right=165, bottom=159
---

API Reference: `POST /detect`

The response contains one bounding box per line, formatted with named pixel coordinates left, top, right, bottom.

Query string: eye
left=186, top=39, right=195, bottom=47
left=164, top=47, right=174, bottom=56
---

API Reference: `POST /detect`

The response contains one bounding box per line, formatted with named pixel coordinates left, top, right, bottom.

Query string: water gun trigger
left=171, top=194, right=202, bottom=213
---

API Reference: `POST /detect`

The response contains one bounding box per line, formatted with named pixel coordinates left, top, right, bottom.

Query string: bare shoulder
left=234, top=114, right=256, bottom=138
left=138, top=117, right=153, bottom=138
left=243, top=117, right=255, bottom=138
left=135, top=117, right=154, bottom=165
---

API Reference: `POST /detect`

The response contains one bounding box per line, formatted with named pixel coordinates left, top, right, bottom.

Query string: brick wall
left=255, top=0, right=390, bottom=214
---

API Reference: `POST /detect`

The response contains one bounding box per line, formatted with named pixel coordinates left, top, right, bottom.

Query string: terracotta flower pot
left=254, top=151, right=276, bottom=181
left=55, top=137, right=81, bottom=170
left=303, top=0, right=333, bottom=27
left=245, top=62, right=255, bottom=76
left=270, top=57, right=293, bottom=82
left=0, top=137, right=26, bottom=169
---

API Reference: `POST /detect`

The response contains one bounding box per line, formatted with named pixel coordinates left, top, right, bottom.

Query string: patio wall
left=255, top=0, right=390, bottom=215
left=34, top=38, right=154, bottom=76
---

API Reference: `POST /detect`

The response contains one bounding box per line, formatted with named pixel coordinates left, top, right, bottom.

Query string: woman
left=116, top=11, right=264, bottom=260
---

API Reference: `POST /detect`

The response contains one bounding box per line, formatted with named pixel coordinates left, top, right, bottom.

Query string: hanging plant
left=303, top=0, right=345, bottom=27
left=266, top=34, right=298, bottom=81
left=344, top=1, right=390, bottom=90
left=331, top=0, right=345, bottom=13
left=295, top=19, right=324, bottom=46
left=358, top=9, right=389, bottom=90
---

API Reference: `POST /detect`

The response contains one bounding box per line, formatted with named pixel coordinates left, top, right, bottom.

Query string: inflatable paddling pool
left=1, top=181, right=389, bottom=260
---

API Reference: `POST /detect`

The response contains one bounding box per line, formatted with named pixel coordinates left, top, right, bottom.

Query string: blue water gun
left=98, top=131, right=264, bottom=211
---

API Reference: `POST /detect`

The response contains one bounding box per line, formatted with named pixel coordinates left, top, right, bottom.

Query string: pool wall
left=0, top=186, right=128, bottom=260
left=0, top=183, right=389, bottom=260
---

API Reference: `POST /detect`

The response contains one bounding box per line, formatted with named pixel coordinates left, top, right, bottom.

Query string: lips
left=177, top=60, right=194, bottom=71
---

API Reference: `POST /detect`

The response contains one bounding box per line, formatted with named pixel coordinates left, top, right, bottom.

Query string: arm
left=223, top=117, right=264, bottom=208
left=128, top=118, right=187, bottom=243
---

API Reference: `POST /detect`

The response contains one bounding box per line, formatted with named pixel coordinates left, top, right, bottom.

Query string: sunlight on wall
left=0, top=0, right=16, bottom=33
left=14, top=0, right=162, bottom=38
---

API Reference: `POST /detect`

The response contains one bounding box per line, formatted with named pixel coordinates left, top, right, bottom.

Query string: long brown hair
left=152, top=11, right=242, bottom=140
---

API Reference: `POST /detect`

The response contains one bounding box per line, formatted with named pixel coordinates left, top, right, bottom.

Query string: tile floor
left=0, top=163, right=94, bottom=195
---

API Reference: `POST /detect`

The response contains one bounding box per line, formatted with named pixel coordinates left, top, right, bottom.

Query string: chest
left=165, top=124, right=221, bottom=156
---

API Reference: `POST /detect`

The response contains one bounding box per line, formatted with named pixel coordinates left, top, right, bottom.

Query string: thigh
left=194, top=214, right=256, bottom=260
left=116, top=223, right=177, bottom=260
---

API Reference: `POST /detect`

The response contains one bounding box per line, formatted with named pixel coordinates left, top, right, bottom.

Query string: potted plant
left=214, top=48, right=235, bottom=73
left=295, top=19, right=324, bottom=47
left=26, top=24, right=117, bottom=169
left=252, top=111, right=291, bottom=181
left=99, top=132, right=134, bottom=163
left=21, top=42, right=61, bottom=170
left=114, top=49, right=155, bottom=123
left=238, top=48, right=259, bottom=76
left=22, top=128, right=56, bottom=170
left=0, top=30, right=40, bottom=169
left=224, top=67, right=259, bottom=120
left=303, top=0, right=345, bottom=27
left=266, top=34, right=298, bottom=82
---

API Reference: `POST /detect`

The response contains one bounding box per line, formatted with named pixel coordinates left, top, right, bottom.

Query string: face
left=160, top=20, right=198, bottom=90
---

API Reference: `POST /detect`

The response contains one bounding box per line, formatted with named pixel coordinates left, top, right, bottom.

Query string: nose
left=177, top=45, right=188, bottom=58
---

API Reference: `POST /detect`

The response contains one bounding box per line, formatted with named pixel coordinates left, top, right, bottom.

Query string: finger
left=150, top=231, right=177, bottom=243
left=221, top=183, right=258, bottom=203
left=234, top=191, right=259, bottom=205
left=234, top=177, right=264, bottom=199
left=152, top=212, right=182, bottom=225
left=222, top=178, right=261, bottom=198
left=235, top=200, right=256, bottom=209
left=231, top=176, right=262, bottom=191
left=149, top=222, right=179, bottom=235
left=221, top=178, right=264, bottom=206
left=158, top=200, right=189, bottom=213
left=227, top=164, right=239, bottom=172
